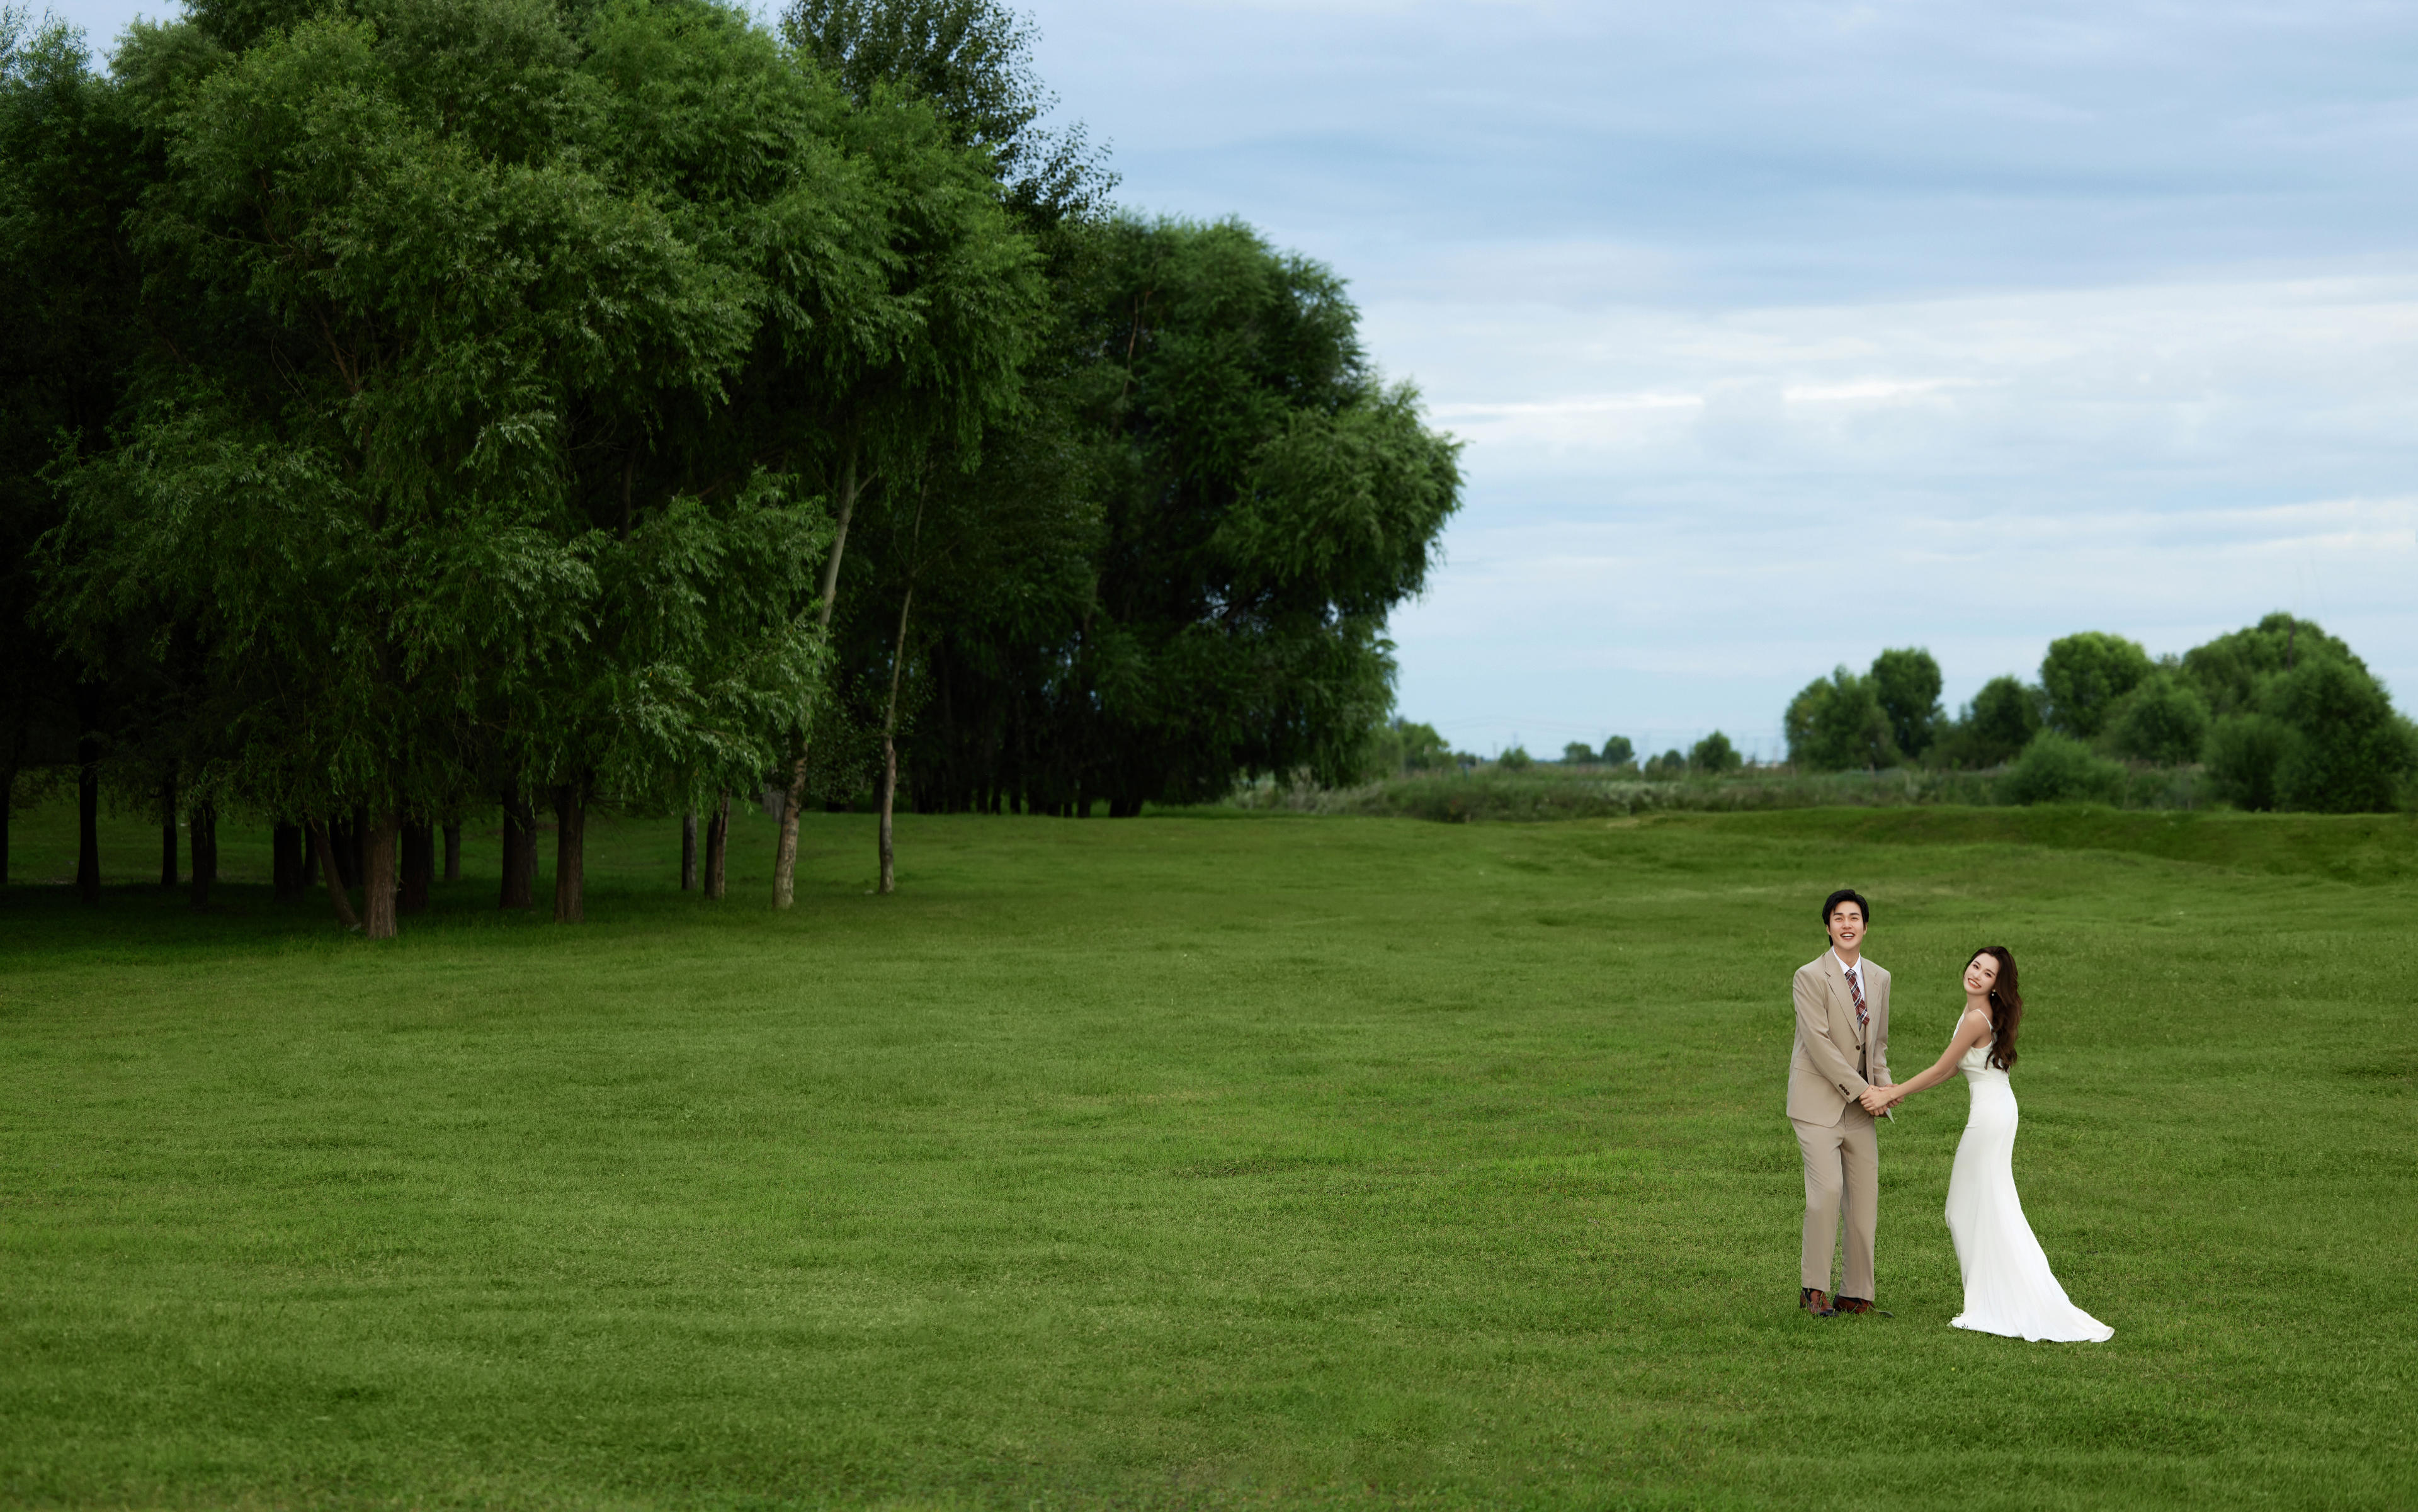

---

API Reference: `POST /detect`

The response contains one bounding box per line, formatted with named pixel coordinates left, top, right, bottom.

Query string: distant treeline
left=0, top=0, right=1462, bottom=932
left=1781, top=614, right=2414, bottom=812
left=1356, top=612, right=2413, bottom=817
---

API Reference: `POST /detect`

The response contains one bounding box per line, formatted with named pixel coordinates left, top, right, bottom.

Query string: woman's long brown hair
left=1971, top=946, right=2021, bottom=1071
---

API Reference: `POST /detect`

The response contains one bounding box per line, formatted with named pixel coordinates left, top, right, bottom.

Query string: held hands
left=1858, top=1084, right=1900, bottom=1116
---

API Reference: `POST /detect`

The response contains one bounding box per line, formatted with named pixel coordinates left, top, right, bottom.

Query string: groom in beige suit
left=1788, top=888, right=1892, bottom=1317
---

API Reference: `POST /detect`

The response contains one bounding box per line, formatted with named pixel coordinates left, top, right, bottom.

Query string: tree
left=0, top=12, right=149, bottom=895
left=48, top=0, right=781, bottom=936
left=2265, top=656, right=2415, bottom=813
left=1689, top=730, right=1740, bottom=775
left=1937, top=675, right=2042, bottom=768
left=1560, top=741, right=1594, bottom=765
left=1786, top=668, right=1896, bottom=771
left=2181, top=612, right=2359, bottom=717
left=2039, top=632, right=2151, bottom=739
left=1868, top=647, right=1942, bottom=759
left=1497, top=745, right=1532, bottom=771
left=966, top=215, right=1460, bottom=816
left=2104, top=673, right=2210, bottom=766
left=1599, top=734, right=1633, bottom=766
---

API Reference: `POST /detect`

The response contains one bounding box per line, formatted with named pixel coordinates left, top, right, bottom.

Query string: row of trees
left=1785, top=615, right=2416, bottom=811
left=0, top=0, right=1463, bottom=931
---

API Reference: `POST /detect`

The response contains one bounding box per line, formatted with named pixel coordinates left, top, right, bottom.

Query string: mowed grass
left=1, top=801, right=2414, bottom=1510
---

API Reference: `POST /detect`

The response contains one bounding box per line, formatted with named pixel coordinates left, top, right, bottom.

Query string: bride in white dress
left=1870, top=947, right=2112, bottom=1343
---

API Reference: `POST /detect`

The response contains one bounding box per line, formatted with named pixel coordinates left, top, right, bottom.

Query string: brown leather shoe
left=1800, top=1287, right=1836, bottom=1317
left=1832, top=1296, right=1893, bottom=1317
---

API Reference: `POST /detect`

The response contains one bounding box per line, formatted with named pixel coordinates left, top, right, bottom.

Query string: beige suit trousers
left=1793, top=1106, right=1878, bottom=1297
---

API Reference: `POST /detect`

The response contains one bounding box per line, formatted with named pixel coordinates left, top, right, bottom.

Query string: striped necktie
left=1846, top=967, right=1867, bottom=1032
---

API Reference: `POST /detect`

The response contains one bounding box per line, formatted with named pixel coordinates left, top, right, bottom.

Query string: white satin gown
left=1944, top=1040, right=2113, bottom=1342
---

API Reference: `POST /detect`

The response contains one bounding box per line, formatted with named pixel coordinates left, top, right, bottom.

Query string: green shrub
left=1600, top=735, right=1634, bottom=766
left=2203, top=713, right=2292, bottom=810
left=2106, top=673, right=2211, bottom=765
left=1497, top=745, right=1533, bottom=772
left=2000, top=730, right=2127, bottom=805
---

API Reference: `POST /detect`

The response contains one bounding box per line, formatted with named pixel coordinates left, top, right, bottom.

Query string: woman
left=1871, top=947, right=2112, bottom=1342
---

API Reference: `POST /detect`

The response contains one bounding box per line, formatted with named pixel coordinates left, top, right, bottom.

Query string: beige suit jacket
left=1787, top=952, right=1892, bottom=1125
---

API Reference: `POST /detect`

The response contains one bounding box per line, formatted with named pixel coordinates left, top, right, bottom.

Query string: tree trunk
left=442, top=822, right=462, bottom=882
left=361, top=811, right=399, bottom=940
left=703, top=791, right=729, bottom=900
left=499, top=791, right=536, bottom=909
left=309, top=816, right=361, bottom=930
left=273, top=822, right=305, bottom=898
left=681, top=810, right=698, bottom=890
left=775, top=450, right=863, bottom=911
left=76, top=735, right=99, bottom=904
left=399, top=820, right=433, bottom=914
left=878, top=582, right=914, bottom=895
left=160, top=765, right=178, bottom=889
left=188, top=801, right=217, bottom=909
left=552, top=782, right=586, bottom=923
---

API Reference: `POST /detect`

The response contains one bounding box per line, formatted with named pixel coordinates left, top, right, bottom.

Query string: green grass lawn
left=3, top=800, right=2414, bottom=1509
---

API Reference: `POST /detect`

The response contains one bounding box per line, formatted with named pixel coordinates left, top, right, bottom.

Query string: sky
left=38, top=0, right=2418, bottom=759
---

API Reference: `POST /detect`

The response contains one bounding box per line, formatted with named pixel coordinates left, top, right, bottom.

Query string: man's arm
left=1793, top=967, right=1868, bottom=1100
left=1870, top=972, right=1892, bottom=1088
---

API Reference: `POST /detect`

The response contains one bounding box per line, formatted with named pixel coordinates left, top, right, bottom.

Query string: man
left=1787, top=889, right=1893, bottom=1317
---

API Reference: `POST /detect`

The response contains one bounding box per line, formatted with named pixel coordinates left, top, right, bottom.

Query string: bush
left=1641, top=748, right=1686, bottom=780
left=1599, top=735, right=1634, bottom=766
left=2106, top=673, right=2211, bottom=766
left=1560, top=742, right=1596, bottom=765
left=2203, top=713, right=2293, bottom=811
left=1999, top=731, right=2127, bottom=805
left=1497, top=745, right=1533, bottom=771
left=1690, top=730, right=1742, bottom=775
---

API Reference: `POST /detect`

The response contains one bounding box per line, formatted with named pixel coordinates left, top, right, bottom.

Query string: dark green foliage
left=780, top=0, right=1111, bottom=224
left=1599, top=734, right=1633, bottom=766
left=2105, top=672, right=2211, bottom=766
left=1999, top=730, right=2127, bottom=805
left=1941, top=675, right=2041, bottom=768
left=1688, top=730, right=1740, bottom=775
left=2264, top=656, right=2415, bottom=814
left=2181, top=611, right=2359, bottom=717
left=1558, top=741, right=1594, bottom=765
left=1641, top=747, right=1686, bottom=779
left=1785, top=666, right=1895, bottom=771
left=0, top=15, right=147, bottom=800
left=2204, top=712, right=2293, bottom=812
left=1497, top=744, right=1533, bottom=771
left=2038, top=630, right=2152, bottom=738
left=1868, top=646, right=1941, bottom=759
left=1355, top=716, right=1451, bottom=779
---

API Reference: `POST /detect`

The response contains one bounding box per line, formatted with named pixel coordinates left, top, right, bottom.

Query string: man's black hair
left=1821, top=889, right=1871, bottom=928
